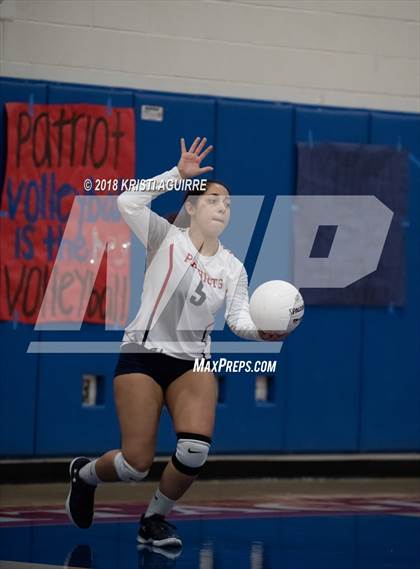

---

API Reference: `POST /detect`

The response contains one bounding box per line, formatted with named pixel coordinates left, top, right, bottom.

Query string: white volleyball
left=249, top=280, right=305, bottom=333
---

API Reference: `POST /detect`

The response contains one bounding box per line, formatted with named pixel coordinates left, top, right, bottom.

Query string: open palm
left=177, top=137, right=214, bottom=179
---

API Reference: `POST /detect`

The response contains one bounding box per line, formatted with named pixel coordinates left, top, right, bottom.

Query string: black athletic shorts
left=114, top=343, right=198, bottom=392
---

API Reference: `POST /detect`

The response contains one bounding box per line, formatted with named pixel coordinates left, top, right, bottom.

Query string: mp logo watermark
left=27, top=194, right=393, bottom=355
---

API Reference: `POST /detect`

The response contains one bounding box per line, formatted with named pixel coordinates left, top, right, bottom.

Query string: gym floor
left=1, top=477, right=419, bottom=568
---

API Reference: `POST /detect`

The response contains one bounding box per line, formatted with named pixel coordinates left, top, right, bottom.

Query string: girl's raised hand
left=177, top=137, right=214, bottom=179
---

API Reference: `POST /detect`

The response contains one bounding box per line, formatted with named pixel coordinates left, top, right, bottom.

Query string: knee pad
left=114, top=452, right=149, bottom=482
left=171, top=432, right=211, bottom=476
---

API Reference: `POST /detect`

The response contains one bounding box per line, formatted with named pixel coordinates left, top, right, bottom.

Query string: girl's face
left=186, top=184, right=231, bottom=237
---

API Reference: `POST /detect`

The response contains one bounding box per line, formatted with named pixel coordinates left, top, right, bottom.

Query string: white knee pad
left=172, top=432, right=211, bottom=476
left=114, top=452, right=149, bottom=482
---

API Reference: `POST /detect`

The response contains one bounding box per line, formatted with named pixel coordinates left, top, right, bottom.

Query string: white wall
left=0, top=0, right=419, bottom=112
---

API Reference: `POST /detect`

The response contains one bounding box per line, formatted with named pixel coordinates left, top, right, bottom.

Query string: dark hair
left=166, top=179, right=231, bottom=228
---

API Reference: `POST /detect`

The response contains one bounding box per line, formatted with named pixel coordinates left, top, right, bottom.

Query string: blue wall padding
left=295, top=107, right=369, bottom=144
left=215, top=99, right=294, bottom=195
left=360, top=112, right=420, bottom=451
left=213, top=357, right=286, bottom=452
left=0, top=322, right=40, bottom=454
left=47, top=83, right=134, bottom=107
left=282, top=107, right=369, bottom=452
left=35, top=331, right=119, bottom=455
left=0, top=77, right=419, bottom=456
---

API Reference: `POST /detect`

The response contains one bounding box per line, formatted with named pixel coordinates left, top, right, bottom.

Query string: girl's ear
left=184, top=199, right=195, bottom=216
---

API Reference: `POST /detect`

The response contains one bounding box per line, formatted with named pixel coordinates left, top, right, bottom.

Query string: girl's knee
left=114, top=450, right=152, bottom=482
left=121, top=447, right=154, bottom=473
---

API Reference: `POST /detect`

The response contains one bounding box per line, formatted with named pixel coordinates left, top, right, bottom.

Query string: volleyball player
left=66, top=137, right=286, bottom=548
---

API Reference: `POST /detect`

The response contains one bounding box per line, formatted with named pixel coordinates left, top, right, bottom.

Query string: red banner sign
left=0, top=102, right=135, bottom=325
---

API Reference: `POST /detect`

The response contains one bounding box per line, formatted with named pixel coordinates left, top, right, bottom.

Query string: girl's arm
left=117, top=137, right=213, bottom=251
left=225, top=267, right=263, bottom=341
left=117, top=166, right=181, bottom=250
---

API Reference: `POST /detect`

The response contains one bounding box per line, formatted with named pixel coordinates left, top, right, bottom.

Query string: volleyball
left=249, top=280, right=305, bottom=333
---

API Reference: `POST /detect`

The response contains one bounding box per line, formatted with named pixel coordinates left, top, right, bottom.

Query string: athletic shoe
left=65, top=457, right=96, bottom=529
left=137, top=513, right=182, bottom=548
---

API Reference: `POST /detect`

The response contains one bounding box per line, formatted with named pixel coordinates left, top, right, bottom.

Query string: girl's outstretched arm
left=117, top=137, right=213, bottom=251
left=225, top=267, right=263, bottom=341
left=117, top=166, right=182, bottom=250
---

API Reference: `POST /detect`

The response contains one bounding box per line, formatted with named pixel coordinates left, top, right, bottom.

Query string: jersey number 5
left=190, top=281, right=206, bottom=306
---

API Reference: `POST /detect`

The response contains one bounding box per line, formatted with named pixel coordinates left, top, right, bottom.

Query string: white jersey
left=117, top=166, right=261, bottom=360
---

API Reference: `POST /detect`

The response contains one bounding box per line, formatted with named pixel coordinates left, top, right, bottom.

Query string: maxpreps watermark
left=194, top=358, right=277, bottom=374
left=83, top=177, right=207, bottom=192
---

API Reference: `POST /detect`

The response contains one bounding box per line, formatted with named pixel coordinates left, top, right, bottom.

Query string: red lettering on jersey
left=184, top=252, right=224, bottom=289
